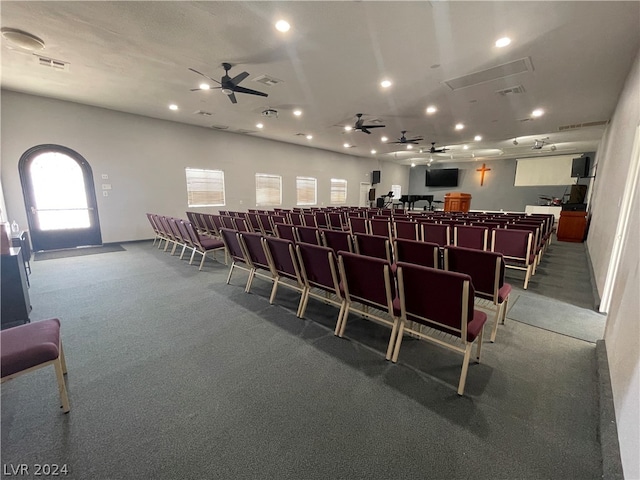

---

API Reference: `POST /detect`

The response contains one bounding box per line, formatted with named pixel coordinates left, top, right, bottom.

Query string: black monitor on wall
left=426, top=168, right=459, bottom=187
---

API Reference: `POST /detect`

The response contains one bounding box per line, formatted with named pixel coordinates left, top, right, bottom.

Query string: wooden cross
left=476, top=163, right=491, bottom=186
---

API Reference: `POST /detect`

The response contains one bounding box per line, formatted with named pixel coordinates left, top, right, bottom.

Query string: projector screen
left=514, top=156, right=575, bottom=186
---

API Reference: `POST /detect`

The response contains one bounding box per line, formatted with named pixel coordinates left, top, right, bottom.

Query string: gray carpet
left=507, top=292, right=605, bottom=343
left=1, top=241, right=604, bottom=479
left=34, top=243, right=125, bottom=261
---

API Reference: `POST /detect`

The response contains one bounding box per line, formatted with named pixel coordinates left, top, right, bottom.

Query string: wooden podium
left=557, top=210, right=588, bottom=242
left=444, top=193, right=472, bottom=212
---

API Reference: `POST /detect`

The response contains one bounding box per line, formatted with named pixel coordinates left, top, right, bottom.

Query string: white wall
left=587, top=50, right=640, bottom=479
left=0, top=91, right=408, bottom=243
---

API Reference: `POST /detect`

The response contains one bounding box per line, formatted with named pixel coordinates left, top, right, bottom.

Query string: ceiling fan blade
left=233, top=85, right=268, bottom=97
left=230, top=71, right=250, bottom=86
left=361, top=124, right=385, bottom=129
left=227, top=92, right=238, bottom=104
left=361, top=127, right=372, bottom=134
left=188, top=68, right=221, bottom=85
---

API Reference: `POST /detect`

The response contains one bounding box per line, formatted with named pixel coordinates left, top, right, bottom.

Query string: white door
left=359, top=182, right=371, bottom=207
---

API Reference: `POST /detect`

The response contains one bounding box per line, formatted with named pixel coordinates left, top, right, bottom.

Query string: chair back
left=328, top=212, right=346, bottom=231
left=289, top=212, right=304, bottom=226
left=454, top=225, right=488, bottom=251
left=396, top=262, right=474, bottom=340
left=338, top=251, right=395, bottom=312
left=348, top=216, right=368, bottom=234
left=220, top=228, right=246, bottom=263
left=263, top=237, right=302, bottom=281
left=444, top=246, right=505, bottom=300
left=246, top=212, right=263, bottom=233
left=239, top=232, right=270, bottom=270
left=232, top=216, right=249, bottom=232
left=394, top=220, right=419, bottom=241
left=393, top=238, right=439, bottom=268
left=220, top=215, right=236, bottom=230
left=258, top=214, right=274, bottom=235
left=275, top=223, right=297, bottom=242
left=370, top=218, right=392, bottom=238
left=353, top=233, right=392, bottom=263
left=421, top=223, right=450, bottom=246
left=303, top=213, right=318, bottom=227
left=491, top=229, right=533, bottom=264
left=294, top=225, right=320, bottom=245
left=314, top=211, right=328, bottom=228
left=296, top=243, right=341, bottom=294
left=321, top=229, right=353, bottom=254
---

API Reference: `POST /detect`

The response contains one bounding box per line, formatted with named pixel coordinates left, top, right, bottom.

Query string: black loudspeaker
left=569, top=185, right=588, bottom=204
left=376, top=197, right=385, bottom=208
left=368, top=188, right=376, bottom=201
left=372, top=170, right=381, bottom=184
left=571, top=156, right=590, bottom=178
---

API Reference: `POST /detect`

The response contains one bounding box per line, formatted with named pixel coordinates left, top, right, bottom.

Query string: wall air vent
left=444, top=57, right=533, bottom=91
left=194, top=110, right=213, bottom=116
left=34, top=54, right=69, bottom=71
left=253, top=74, right=283, bottom=86
left=558, top=120, right=609, bottom=131
left=495, top=85, right=526, bottom=95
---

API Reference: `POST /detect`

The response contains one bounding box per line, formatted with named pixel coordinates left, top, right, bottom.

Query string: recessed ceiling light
left=275, top=20, right=290, bottom=32
left=380, top=79, right=392, bottom=88
left=344, top=126, right=353, bottom=131
left=474, top=135, right=482, bottom=141
left=169, top=104, right=178, bottom=111
left=532, top=108, right=544, bottom=117
left=306, top=134, right=313, bottom=140
left=426, top=106, right=437, bottom=114
left=1, top=28, right=45, bottom=50
left=371, top=149, right=376, bottom=154
left=463, top=145, right=469, bottom=150
left=199, top=83, right=210, bottom=90
left=455, top=123, right=465, bottom=130
left=256, top=123, right=264, bottom=129
left=293, top=109, right=302, bottom=116
left=344, top=143, right=350, bottom=148
left=411, top=162, right=416, bottom=167
left=495, top=37, right=511, bottom=48
left=407, top=144, right=413, bottom=150
left=381, top=136, right=388, bottom=142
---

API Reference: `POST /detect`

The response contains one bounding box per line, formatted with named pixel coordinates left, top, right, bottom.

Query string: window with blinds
left=185, top=168, right=225, bottom=207
left=330, top=178, right=348, bottom=204
left=296, top=177, right=317, bottom=206
left=256, top=173, right=282, bottom=206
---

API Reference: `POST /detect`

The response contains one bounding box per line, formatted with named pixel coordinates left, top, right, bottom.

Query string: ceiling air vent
left=495, top=85, right=526, bottom=96
left=518, top=117, right=532, bottom=122
left=558, top=120, right=609, bottom=131
left=209, top=124, right=229, bottom=130
left=444, top=57, right=533, bottom=91
left=235, top=129, right=257, bottom=135
left=194, top=110, right=213, bottom=117
left=34, top=54, right=69, bottom=71
left=253, top=74, right=283, bottom=87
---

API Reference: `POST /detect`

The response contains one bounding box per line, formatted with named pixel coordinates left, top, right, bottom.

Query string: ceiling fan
left=428, top=142, right=449, bottom=153
left=389, top=131, right=423, bottom=144
left=352, top=113, right=385, bottom=134
left=189, top=63, right=268, bottom=104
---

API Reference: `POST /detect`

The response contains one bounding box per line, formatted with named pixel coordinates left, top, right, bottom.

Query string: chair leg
left=385, top=318, right=400, bottom=361
left=198, top=251, right=207, bottom=271
left=226, top=262, right=236, bottom=285
left=391, top=320, right=406, bottom=363
left=269, top=276, right=280, bottom=304
left=337, top=303, right=351, bottom=337
left=475, top=327, right=484, bottom=362
left=295, top=287, right=308, bottom=318
left=457, top=344, right=473, bottom=396
left=59, top=342, right=68, bottom=375
left=245, top=269, right=256, bottom=293
left=501, top=296, right=509, bottom=325
left=523, top=265, right=532, bottom=289
left=54, top=357, right=70, bottom=413
left=490, top=303, right=503, bottom=343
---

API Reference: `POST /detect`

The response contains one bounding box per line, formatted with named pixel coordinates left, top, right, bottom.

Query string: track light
left=550, top=145, right=557, bottom=151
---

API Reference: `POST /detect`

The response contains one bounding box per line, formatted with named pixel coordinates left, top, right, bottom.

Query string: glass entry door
left=19, top=145, right=102, bottom=251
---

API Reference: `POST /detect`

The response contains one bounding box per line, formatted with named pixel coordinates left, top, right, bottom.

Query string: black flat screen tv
left=426, top=168, right=459, bottom=187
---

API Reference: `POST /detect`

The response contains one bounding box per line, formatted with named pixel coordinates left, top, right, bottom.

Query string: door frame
left=18, top=144, right=102, bottom=251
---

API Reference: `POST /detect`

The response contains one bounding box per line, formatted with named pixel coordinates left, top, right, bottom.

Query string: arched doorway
left=18, top=145, right=102, bottom=251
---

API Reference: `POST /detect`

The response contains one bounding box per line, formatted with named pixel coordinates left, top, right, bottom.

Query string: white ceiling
left=2, top=1, right=639, bottom=166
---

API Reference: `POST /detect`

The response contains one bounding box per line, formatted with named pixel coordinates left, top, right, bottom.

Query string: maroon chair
left=394, top=262, right=487, bottom=395
left=393, top=238, right=439, bottom=269
left=263, top=237, right=305, bottom=316
left=245, top=212, right=264, bottom=234
left=295, top=225, right=322, bottom=245
left=302, top=213, right=318, bottom=228
left=421, top=223, right=450, bottom=246
left=167, top=217, right=188, bottom=255
left=232, top=216, right=250, bottom=232
left=220, top=215, right=236, bottom=230
left=185, top=221, right=226, bottom=270
left=337, top=251, right=400, bottom=359
left=295, top=243, right=346, bottom=327
left=321, top=229, right=353, bottom=254
left=348, top=216, right=368, bottom=235
left=370, top=218, right=392, bottom=239
left=146, top=213, right=163, bottom=246
left=353, top=233, right=392, bottom=263
left=209, top=215, right=225, bottom=235
left=444, top=246, right=512, bottom=342
left=275, top=223, right=297, bottom=243
left=491, top=229, right=534, bottom=289
left=175, top=219, right=197, bottom=260
left=289, top=212, right=304, bottom=226
left=238, top=232, right=274, bottom=294
left=201, top=213, right=222, bottom=238
left=220, top=228, right=253, bottom=290
left=393, top=220, right=419, bottom=241
left=328, top=212, right=347, bottom=231
left=1, top=319, right=70, bottom=413
left=454, top=225, right=489, bottom=251
left=258, top=213, right=274, bottom=235
left=314, top=211, right=328, bottom=229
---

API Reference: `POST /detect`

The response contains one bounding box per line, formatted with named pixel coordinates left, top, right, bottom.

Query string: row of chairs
left=219, top=228, right=512, bottom=395
left=146, top=213, right=225, bottom=270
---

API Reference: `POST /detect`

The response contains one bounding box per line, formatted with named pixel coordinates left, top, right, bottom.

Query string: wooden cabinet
left=444, top=193, right=472, bottom=212
left=557, top=210, right=588, bottom=242
left=1, top=247, right=31, bottom=328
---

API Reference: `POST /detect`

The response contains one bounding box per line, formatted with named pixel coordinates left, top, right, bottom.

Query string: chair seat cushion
left=200, top=238, right=225, bottom=250
left=466, top=310, right=487, bottom=342
left=1, top=319, right=61, bottom=378
left=498, top=283, right=512, bottom=303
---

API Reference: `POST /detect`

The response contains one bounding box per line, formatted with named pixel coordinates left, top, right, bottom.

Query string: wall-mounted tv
left=426, top=168, right=459, bottom=187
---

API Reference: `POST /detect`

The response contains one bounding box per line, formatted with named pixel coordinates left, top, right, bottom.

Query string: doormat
left=34, top=244, right=125, bottom=261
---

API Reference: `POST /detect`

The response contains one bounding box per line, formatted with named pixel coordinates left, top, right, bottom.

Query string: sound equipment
left=368, top=188, right=376, bottom=201
left=571, top=156, right=590, bottom=178
left=569, top=185, right=587, bottom=204
left=372, top=170, right=381, bottom=184
left=376, top=197, right=385, bottom=208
